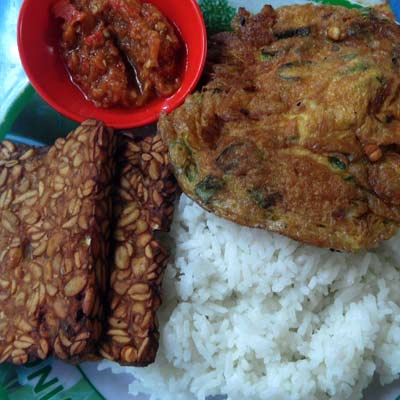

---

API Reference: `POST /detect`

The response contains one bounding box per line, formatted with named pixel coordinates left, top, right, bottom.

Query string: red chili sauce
left=53, top=0, right=183, bottom=108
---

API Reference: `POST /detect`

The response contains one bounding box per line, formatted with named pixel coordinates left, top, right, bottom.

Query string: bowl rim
left=17, top=0, right=207, bottom=129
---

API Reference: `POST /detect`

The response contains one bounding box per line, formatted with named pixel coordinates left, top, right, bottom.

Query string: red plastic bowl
left=17, top=0, right=207, bottom=129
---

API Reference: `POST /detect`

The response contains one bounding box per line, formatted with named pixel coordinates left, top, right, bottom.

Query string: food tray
left=0, top=0, right=399, bottom=399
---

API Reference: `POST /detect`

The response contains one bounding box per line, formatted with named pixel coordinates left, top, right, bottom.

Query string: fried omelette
left=159, top=4, right=400, bottom=252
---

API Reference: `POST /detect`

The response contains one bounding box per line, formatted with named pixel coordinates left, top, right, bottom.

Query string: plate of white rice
left=98, top=194, right=400, bottom=400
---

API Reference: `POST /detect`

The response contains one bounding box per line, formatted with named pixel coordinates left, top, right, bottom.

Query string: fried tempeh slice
left=0, top=120, right=115, bottom=364
left=99, top=133, right=177, bottom=366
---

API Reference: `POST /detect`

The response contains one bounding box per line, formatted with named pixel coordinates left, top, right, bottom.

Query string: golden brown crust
left=0, top=120, right=115, bottom=364
left=99, top=133, right=177, bottom=366
left=159, top=4, right=400, bottom=252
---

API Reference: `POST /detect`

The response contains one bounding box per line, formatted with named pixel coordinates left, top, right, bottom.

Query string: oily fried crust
left=159, top=4, right=400, bottom=252
left=99, top=133, right=177, bottom=366
left=0, top=120, right=115, bottom=364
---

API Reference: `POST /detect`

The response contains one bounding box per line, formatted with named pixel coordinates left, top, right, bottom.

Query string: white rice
left=99, top=194, right=400, bottom=400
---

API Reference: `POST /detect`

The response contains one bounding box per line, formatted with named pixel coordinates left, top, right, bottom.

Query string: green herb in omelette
left=260, top=49, right=277, bottom=62
left=329, top=156, right=347, bottom=170
left=346, top=62, right=370, bottom=74
left=195, top=176, right=224, bottom=203
left=184, top=163, right=198, bottom=182
left=249, top=188, right=283, bottom=209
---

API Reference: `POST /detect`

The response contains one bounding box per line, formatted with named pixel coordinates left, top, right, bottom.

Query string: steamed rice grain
left=99, top=195, right=400, bottom=400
